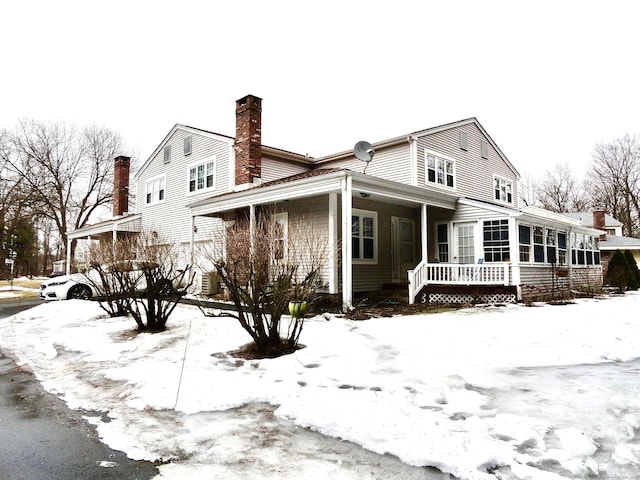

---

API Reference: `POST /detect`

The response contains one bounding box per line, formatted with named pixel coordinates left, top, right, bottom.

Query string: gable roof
left=313, top=117, right=519, bottom=179
left=134, top=124, right=311, bottom=181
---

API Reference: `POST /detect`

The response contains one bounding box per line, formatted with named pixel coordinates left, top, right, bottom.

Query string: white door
left=454, top=222, right=476, bottom=264
left=391, top=217, right=415, bottom=280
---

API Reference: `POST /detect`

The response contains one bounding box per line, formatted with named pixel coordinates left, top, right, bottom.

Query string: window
left=519, top=224, right=531, bottom=262
left=546, top=228, right=557, bottom=264
left=558, top=232, right=567, bottom=265
left=163, top=145, right=171, bottom=164
left=426, top=151, right=454, bottom=188
left=494, top=176, right=513, bottom=204
left=459, top=131, right=468, bottom=151
left=184, top=136, right=192, bottom=156
left=436, top=223, right=449, bottom=263
left=481, top=140, right=489, bottom=159
left=352, top=209, right=377, bottom=263
left=188, top=157, right=216, bottom=193
left=483, top=219, right=510, bottom=262
left=145, top=175, right=165, bottom=205
left=533, top=226, right=544, bottom=263
left=571, top=232, right=600, bottom=265
left=271, top=212, right=288, bottom=261
left=436, top=224, right=449, bottom=262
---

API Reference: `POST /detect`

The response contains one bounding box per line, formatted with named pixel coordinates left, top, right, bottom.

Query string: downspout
left=189, top=215, right=196, bottom=265
left=341, top=175, right=353, bottom=310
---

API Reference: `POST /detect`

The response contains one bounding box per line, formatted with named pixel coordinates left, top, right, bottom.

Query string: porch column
left=66, top=237, right=72, bottom=274
left=421, top=204, right=428, bottom=263
left=341, top=176, right=353, bottom=309
left=509, top=217, right=520, bottom=288
left=328, top=192, right=338, bottom=294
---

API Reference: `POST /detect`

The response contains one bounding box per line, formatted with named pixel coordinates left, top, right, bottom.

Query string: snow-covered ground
left=0, top=294, right=639, bottom=479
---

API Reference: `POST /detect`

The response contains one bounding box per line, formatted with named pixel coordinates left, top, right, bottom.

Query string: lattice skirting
left=428, top=292, right=517, bottom=304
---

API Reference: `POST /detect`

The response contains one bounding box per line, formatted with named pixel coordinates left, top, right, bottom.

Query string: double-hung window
left=519, top=224, right=531, bottom=262
left=426, top=151, right=455, bottom=188
left=145, top=174, right=165, bottom=205
left=494, top=176, right=513, bottom=204
left=188, top=156, right=216, bottom=193
left=271, top=212, right=288, bottom=261
left=352, top=209, right=377, bottom=263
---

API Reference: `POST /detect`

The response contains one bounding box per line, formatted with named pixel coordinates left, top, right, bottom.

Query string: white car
left=40, top=274, right=95, bottom=300
left=39, top=261, right=186, bottom=301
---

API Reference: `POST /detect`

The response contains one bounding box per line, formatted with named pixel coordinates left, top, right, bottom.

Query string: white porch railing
left=408, top=262, right=509, bottom=304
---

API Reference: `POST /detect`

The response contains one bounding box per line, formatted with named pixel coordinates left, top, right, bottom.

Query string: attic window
left=164, top=145, right=171, bottom=164
left=481, top=140, right=489, bottom=159
left=184, top=136, right=192, bottom=156
left=459, top=131, right=468, bottom=151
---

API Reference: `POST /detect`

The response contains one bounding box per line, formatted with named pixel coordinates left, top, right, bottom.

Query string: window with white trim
left=483, top=219, right=510, bottom=262
left=571, top=232, right=600, bottom=265
left=271, top=212, right=288, bottom=261
left=519, top=224, right=531, bottom=262
left=518, top=223, right=569, bottom=265
left=494, top=176, right=513, bottom=204
left=426, top=151, right=455, bottom=188
left=145, top=174, right=165, bottom=205
left=188, top=157, right=216, bottom=193
left=352, top=209, right=377, bottom=263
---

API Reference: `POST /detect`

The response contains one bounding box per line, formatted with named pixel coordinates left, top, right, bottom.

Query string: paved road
left=0, top=299, right=160, bottom=480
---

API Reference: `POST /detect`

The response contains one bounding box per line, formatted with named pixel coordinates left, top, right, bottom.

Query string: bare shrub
left=84, top=230, right=194, bottom=331
left=199, top=212, right=328, bottom=358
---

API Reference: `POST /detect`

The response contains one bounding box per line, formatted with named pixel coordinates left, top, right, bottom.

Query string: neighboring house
left=67, top=94, right=603, bottom=307
left=564, top=211, right=640, bottom=273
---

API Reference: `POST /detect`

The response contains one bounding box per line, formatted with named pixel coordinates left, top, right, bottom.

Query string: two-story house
left=67, top=94, right=603, bottom=308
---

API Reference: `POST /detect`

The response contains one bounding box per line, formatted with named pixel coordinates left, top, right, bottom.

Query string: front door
left=391, top=217, right=415, bottom=281
left=454, top=222, right=476, bottom=264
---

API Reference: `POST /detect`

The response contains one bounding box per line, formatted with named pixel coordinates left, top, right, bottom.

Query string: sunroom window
left=483, top=219, right=509, bottom=262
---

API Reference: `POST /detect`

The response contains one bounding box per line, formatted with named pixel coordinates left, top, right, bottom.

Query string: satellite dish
left=354, top=141, right=375, bottom=163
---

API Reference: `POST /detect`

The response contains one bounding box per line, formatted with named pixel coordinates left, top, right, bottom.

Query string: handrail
left=408, top=262, right=509, bottom=304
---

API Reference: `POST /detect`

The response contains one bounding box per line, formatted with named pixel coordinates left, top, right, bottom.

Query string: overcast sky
left=2, top=0, right=638, bottom=181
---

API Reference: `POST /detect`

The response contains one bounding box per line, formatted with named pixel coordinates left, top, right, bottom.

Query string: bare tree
left=588, top=134, right=640, bottom=237
left=84, top=230, right=194, bottom=332
left=537, top=163, right=589, bottom=213
left=6, top=120, right=127, bottom=262
left=199, top=212, right=327, bottom=358
left=518, top=169, right=540, bottom=208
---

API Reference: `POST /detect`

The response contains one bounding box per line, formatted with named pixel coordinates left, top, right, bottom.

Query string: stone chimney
left=113, top=155, right=130, bottom=217
left=234, top=94, right=262, bottom=186
left=593, top=209, right=606, bottom=240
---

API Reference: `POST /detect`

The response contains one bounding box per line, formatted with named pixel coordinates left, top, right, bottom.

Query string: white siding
left=320, top=143, right=413, bottom=184
left=261, top=155, right=310, bottom=182
left=417, top=123, right=519, bottom=205
left=135, top=128, right=233, bottom=244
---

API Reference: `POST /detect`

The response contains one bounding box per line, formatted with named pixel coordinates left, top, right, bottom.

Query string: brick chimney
left=234, top=94, right=262, bottom=186
left=113, top=155, right=130, bottom=217
left=593, top=209, right=606, bottom=240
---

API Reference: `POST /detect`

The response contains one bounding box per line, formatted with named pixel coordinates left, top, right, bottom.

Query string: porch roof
left=66, top=213, right=142, bottom=240
left=187, top=168, right=458, bottom=217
